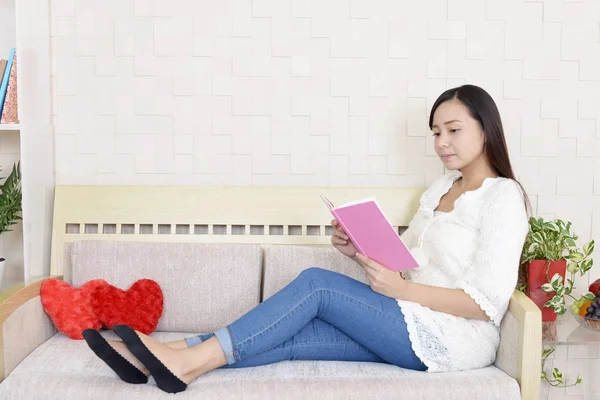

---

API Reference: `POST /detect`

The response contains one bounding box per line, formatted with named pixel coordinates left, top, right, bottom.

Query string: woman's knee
left=298, top=266, right=328, bottom=280
left=297, top=267, right=345, bottom=288
left=297, top=266, right=339, bottom=284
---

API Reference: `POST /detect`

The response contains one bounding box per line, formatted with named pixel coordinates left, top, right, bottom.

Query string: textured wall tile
left=427, top=20, right=466, bottom=40
left=52, top=0, right=75, bottom=17
left=448, top=0, right=484, bottom=21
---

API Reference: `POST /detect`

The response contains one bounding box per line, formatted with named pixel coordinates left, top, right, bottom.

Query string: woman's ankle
left=181, top=337, right=228, bottom=377
left=165, top=340, right=189, bottom=350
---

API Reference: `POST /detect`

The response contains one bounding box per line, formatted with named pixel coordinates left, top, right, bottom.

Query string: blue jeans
left=185, top=267, right=427, bottom=371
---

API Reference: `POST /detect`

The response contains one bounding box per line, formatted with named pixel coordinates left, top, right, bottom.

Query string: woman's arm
left=354, top=253, right=489, bottom=321
left=355, top=179, right=529, bottom=324
left=399, top=281, right=490, bottom=321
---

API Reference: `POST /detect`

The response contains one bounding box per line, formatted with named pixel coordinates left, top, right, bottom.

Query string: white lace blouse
left=398, top=170, right=529, bottom=372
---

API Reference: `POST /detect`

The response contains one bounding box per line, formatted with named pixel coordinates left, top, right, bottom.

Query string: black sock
left=82, top=329, right=148, bottom=384
left=113, top=324, right=188, bottom=394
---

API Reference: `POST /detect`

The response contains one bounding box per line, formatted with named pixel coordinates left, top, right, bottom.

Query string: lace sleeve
left=456, top=179, right=529, bottom=326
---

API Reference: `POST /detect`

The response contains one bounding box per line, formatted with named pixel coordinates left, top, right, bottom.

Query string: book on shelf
left=0, top=60, right=6, bottom=81
left=0, top=47, right=19, bottom=125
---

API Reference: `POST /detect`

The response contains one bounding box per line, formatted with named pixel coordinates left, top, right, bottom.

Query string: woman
left=83, top=84, right=531, bottom=394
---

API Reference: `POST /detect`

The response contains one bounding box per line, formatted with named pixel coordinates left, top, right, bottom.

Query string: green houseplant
left=0, top=162, right=22, bottom=283
left=519, top=216, right=595, bottom=388
left=520, top=216, right=595, bottom=319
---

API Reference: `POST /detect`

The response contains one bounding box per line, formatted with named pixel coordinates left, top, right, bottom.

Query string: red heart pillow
left=40, top=279, right=109, bottom=340
left=90, top=279, right=164, bottom=335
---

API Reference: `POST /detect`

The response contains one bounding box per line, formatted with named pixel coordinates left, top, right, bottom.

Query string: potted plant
left=519, top=216, right=595, bottom=321
left=518, top=216, right=596, bottom=390
left=0, top=162, right=22, bottom=285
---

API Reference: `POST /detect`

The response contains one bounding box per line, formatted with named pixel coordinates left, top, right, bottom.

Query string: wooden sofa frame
left=0, top=185, right=541, bottom=399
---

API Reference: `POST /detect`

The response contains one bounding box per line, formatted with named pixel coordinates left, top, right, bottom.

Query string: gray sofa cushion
left=0, top=331, right=520, bottom=399
left=263, top=245, right=368, bottom=300
left=69, top=241, right=262, bottom=332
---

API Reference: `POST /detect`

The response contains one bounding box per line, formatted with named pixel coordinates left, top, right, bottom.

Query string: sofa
left=0, top=185, right=542, bottom=399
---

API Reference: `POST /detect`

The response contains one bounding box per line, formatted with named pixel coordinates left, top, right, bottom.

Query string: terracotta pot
left=526, top=259, right=567, bottom=322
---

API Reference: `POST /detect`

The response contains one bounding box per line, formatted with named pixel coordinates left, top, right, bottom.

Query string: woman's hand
left=330, top=219, right=357, bottom=258
left=354, top=253, right=408, bottom=298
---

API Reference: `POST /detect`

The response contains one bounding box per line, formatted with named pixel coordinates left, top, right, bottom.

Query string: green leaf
left=583, top=291, right=596, bottom=300
left=532, top=232, right=544, bottom=244
left=565, top=237, right=577, bottom=248
left=550, top=273, right=564, bottom=290
left=545, top=296, right=562, bottom=308
left=0, top=162, right=21, bottom=235
left=553, top=368, right=561, bottom=380
left=581, top=259, right=593, bottom=274
left=542, top=348, right=554, bottom=358
left=565, top=252, right=584, bottom=262
left=541, top=283, right=554, bottom=292
left=528, top=243, right=539, bottom=253
left=544, top=298, right=556, bottom=308
left=567, top=262, right=578, bottom=273
left=584, top=240, right=595, bottom=256
left=576, top=375, right=582, bottom=384
left=550, top=273, right=562, bottom=284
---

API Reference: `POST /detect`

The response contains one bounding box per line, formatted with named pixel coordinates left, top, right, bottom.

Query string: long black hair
left=428, top=84, right=532, bottom=216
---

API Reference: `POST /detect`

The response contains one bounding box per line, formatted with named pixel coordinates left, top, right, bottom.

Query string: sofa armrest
left=495, top=290, right=541, bottom=400
left=0, top=276, right=61, bottom=382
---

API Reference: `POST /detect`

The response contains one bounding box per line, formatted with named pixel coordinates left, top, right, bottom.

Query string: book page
left=337, top=197, right=376, bottom=209
left=320, top=195, right=334, bottom=210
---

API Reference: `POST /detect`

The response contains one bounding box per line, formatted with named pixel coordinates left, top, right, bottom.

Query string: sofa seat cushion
left=0, top=332, right=520, bottom=400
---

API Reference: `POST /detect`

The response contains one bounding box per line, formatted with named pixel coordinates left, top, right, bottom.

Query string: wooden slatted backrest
left=50, top=185, right=425, bottom=276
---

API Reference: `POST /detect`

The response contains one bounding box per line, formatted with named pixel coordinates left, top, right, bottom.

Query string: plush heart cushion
left=40, top=279, right=108, bottom=340
left=90, top=279, right=164, bottom=335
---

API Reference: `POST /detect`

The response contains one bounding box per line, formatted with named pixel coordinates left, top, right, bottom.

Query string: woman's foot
left=106, top=339, right=151, bottom=376
left=82, top=329, right=149, bottom=384
left=113, top=325, right=190, bottom=394
left=105, top=339, right=189, bottom=375
left=83, top=329, right=190, bottom=384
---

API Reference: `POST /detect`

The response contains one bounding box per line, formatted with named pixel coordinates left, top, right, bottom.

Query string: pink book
left=321, top=195, right=419, bottom=271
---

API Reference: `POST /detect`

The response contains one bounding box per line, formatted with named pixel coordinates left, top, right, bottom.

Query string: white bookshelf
left=0, top=124, right=20, bottom=131
left=14, top=0, right=54, bottom=282
left=0, top=0, right=25, bottom=287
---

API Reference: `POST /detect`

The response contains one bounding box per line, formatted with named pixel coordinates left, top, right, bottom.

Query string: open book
left=321, top=195, right=419, bottom=271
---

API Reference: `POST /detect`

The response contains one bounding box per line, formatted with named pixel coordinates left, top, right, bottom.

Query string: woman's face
left=431, top=98, right=487, bottom=171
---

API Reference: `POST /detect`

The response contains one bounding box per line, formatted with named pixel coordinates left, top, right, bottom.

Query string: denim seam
left=326, top=289, right=406, bottom=325
left=291, top=341, right=358, bottom=346
left=236, top=288, right=404, bottom=350
left=236, top=291, right=319, bottom=348
left=226, top=325, right=239, bottom=363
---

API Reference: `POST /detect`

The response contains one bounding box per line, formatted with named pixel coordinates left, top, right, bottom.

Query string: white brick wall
left=49, top=1, right=599, bottom=290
